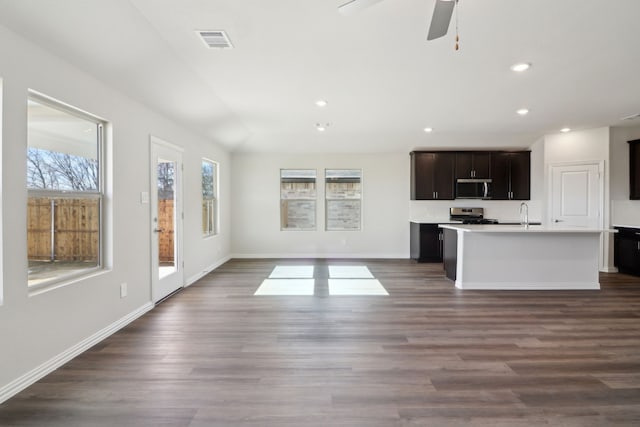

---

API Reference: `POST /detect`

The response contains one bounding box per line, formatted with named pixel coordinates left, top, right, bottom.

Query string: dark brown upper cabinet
left=490, top=151, right=530, bottom=200
left=410, top=152, right=455, bottom=200
left=630, top=140, right=640, bottom=200
left=455, top=152, right=491, bottom=179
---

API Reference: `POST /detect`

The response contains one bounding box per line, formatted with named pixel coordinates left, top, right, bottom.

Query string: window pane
left=326, top=169, right=361, bottom=231
left=281, top=169, right=316, bottom=230
left=27, top=99, right=99, bottom=191
left=158, top=160, right=176, bottom=277
left=202, top=160, right=217, bottom=236
left=202, top=160, right=215, bottom=198
left=27, top=95, right=103, bottom=287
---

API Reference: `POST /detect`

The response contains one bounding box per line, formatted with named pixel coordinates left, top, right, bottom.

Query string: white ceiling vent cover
left=198, top=30, right=233, bottom=49
left=621, top=113, right=640, bottom=121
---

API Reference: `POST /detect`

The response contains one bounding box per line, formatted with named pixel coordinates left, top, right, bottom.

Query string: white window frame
left=26, top=92, right=105, bottom=290
left=202, top=158, right=218, bottom=237
left=325, top=169, right=362, bottom=231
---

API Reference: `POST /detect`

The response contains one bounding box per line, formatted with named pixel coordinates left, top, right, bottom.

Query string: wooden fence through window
left=158, top=199, right=175, bottom=263
left=27, top=197, right=175, bottom=263
left=27, top=198, right=99, bottom=262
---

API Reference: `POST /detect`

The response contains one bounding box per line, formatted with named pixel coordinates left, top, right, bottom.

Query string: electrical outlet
left=120, top=282, right=128, bottom=298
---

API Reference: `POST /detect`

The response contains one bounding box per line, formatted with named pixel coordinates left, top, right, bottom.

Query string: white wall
left=231, top=153, right=409, bottom=258
left=0, top=25, right=230, bottom=397
left=610, top=125, right=640, bottom=227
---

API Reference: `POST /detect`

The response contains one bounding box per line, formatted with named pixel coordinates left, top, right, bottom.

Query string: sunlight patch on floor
left=328, top=265, right=374, bottom=279
left=328, top=279, right=388, bottom=296
left=269, top=265, right=314, bottom=279
left=254, top=279, right=315, bottom=296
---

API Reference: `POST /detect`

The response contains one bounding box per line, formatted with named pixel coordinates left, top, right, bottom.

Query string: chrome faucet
left=520, top=202, right=529, bottom=228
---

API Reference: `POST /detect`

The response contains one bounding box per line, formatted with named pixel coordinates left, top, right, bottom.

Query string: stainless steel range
left=449, top=207, right=498, bottom=224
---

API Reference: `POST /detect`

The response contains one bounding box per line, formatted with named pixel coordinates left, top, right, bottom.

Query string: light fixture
left=316, top=123, right=330, bottom=132
left=560, top=127, right=571, bottom=133
left=423, top=127, right=433, bottom=133
left=516, top=108, right=529, bottom=116
left=315, top=100, right=328, bottom=107
left=510, top=62, right=531, bottom=72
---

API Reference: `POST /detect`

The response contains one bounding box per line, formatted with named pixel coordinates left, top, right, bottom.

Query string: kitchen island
left=440, top=224, right=612, bottom=290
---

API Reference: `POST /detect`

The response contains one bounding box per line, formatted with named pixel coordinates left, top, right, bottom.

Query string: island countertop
left=439, top=224, right=615, bottom=233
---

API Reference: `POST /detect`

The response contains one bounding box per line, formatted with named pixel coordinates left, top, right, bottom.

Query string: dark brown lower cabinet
left=630, top=140, right=640, bottom=200
left=410, top=223, right=443, bottom=262
left=614, top=227, right=640, bottom=276
left=443, top=228, right=457, bottom=281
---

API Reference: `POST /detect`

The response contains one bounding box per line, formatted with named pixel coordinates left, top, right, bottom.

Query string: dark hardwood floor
left=2, top=259, right=640, bottom=426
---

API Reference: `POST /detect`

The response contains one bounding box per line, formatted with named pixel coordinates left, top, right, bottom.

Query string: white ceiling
left=1, top=0, right=640, bottom=153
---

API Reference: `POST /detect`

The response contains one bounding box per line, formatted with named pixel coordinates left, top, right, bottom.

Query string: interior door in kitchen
left=549, top=161, right=603, bottom=228
left=150, top=137, right=184, bottom=303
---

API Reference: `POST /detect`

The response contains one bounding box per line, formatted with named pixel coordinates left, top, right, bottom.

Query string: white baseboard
left=455, top=281, right=601, bottom=290
left=230, top=253, right=408, bottom=259
left=0, top=302, right=154, bottom=405
left=601, top=266, right=619, bottom=273
left=184, top=255, right=231, bottom=287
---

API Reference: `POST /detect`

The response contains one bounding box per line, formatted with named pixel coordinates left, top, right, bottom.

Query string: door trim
left=149, top=135, right=184, bottom=303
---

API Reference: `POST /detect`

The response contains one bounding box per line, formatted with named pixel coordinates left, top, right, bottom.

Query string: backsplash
left=612, top=200, right=640, bottom=227
left=409, top=199, right=543, bottom=223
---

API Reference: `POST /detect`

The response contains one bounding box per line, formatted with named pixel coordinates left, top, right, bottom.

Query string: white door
left=550, top=162, right=602, bottom=228
left=150, top=137, right=184, bottom=303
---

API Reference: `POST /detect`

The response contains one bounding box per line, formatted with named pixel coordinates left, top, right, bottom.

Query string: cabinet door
left=510, top=151, right=531, bottom=200
left=472, top=153, right=492, bottom=178
left=419, top=224, right=442, bottom=262
left=455, top=153, right=491, bottom=179
left=455, top=153, right=473, bottom=179
left=433, top=152, right=455, bottom=200
left=490, top=153, right=511, bottom=200
left=615, top=235, right=640, bottom=275
left=630, top=140, right=640, bottom=200
left=411, top=152, right=436, bottom=200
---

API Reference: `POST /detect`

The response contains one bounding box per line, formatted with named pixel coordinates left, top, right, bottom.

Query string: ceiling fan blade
left=338, top=0, right=386, bottom=16
left=427, top=0, right=455, bottom=40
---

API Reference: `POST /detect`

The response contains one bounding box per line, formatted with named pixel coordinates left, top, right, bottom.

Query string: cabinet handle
left=435, top=191, right=438, bottom=199
left=638, top=241, right=640, bottom=251
left=433, top=191, right=436, bottom=199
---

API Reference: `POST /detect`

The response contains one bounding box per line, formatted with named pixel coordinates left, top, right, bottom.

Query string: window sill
left=28, top=268, right=111, bottom=298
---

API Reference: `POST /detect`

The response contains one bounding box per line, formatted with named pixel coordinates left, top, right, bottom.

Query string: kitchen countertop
left=439, top=224, right=615, bottom=233
left=613, top=224, right=640, bottom=229
left=411, top=219, right=542, bottom=225
left=411, top=219, right=462, bottom=224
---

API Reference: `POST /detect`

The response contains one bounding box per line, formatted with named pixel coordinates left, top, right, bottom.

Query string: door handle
left=554, top=219, right=563, bottom=223
left=153, top=228, right=164, bottom=233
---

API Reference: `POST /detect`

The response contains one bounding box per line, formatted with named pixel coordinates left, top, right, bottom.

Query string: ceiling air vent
left=197, top=30, right=233, bottom=49
left=621, top=113, right=640, bottom=121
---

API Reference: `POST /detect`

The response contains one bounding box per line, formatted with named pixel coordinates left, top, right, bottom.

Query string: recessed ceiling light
left=560, top=127, right=571, bottom=133
left=423, top=127, right=433, bottom=133
left=315, top=100, right=328, bottom=107
left=510, top=62, right=531, bottom=72
left=316, top=123, right=329, bottom=132
left=516, top=108, right=529, bottom=116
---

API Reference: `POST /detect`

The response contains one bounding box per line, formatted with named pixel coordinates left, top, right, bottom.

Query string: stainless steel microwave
left=456, top=178, right=492, bottom=199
